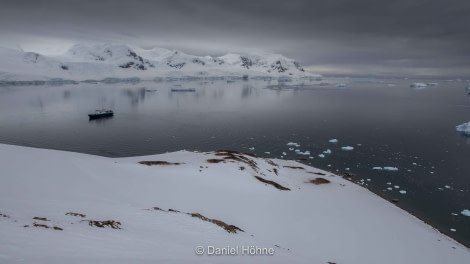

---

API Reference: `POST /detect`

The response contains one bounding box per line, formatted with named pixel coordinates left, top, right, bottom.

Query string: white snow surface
left=0, top=44, right=321, bottom=82
left=0, top=144, right=469, bottom=263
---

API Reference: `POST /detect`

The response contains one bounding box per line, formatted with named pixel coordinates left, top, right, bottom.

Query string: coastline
left=0, top=143, right=469, bottom=263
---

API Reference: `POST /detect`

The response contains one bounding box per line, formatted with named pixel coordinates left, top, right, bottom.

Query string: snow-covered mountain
left=0, top=44, right=321, bottom=83
left=1, top=144, right=469, bottom=263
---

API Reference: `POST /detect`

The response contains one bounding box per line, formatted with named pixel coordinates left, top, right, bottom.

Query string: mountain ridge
left=0, top=44, right=321, bottom=83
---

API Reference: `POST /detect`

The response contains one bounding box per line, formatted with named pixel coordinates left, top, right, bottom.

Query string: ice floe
left=318, top=154, right=325, bottom=158
left=323, top=149, right=332, bottom=155
left=399, top=190, right=407, bottom=194
left=372, top=167, right=398, bottom=171
left=461, top=209, right=470, bottom=216
left=341, top=146, right=354, bottom=151
left=286, top=142, right=301, bottom=147
left=328, top=139, right=338, bottom=143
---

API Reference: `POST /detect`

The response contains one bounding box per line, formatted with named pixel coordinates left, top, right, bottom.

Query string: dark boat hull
left=88, top=112, right=114, bottom=120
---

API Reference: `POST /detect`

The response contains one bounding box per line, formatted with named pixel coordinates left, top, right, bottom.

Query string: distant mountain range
left=0, top=44, right=321, bottom=84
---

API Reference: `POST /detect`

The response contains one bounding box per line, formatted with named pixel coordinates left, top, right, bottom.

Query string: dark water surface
left=1, top=78, right=469, bottom=246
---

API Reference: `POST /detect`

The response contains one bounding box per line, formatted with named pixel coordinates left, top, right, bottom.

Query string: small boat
left=171, top=88, right=196, bottom=92
left=88, top=109, right=114, bottom=120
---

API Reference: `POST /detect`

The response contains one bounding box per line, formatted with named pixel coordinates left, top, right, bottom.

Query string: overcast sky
left=1, top=0, right=469, bottom=77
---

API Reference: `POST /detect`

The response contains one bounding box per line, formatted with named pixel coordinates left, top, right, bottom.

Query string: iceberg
left=461, top=209, right=470, bottom=216
left=410, top=83, right=427, bottom=88
left=456, top=121, right=470, bottom=135
left=328, top=139, right=338, bottom=143
left=341, top=146, right=354, bottom=151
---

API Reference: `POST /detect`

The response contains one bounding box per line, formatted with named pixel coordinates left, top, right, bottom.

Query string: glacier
left=0, top=44, right=321, bottom=85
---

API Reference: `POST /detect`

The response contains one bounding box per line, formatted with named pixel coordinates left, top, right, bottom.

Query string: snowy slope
left=0, top=144, right=469, bottom=263
left=0, top=44, right=321, bottom=82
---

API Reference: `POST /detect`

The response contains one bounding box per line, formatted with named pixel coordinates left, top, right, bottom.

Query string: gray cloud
left=1, top=0, right=469, bottom=77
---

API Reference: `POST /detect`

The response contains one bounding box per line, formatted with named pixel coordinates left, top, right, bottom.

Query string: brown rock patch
left=82, top=220, right=121, bottom=229
left=139, top=161, right=182, bottom=166
left=283, top=166, right=304, bottom=170
left=33, top=222, right=50, bottom=229
left=66, top=212, right=86, bottom=218
left=254, top=176, right=290, bottom=191
left=207, top=159, right=225, bottom=163
left=213, top=151, right=259, bottom=171
left=273, top=168, right=278, bottom=175
left=33, top=217, right=49, bottom=221
left=189, top=213, right=244, bottom=234
left=309, top=178, right=330, bottom=185
left=265, top=159, right=279, bottom=167
left=308, top=171, right=327, bottom=176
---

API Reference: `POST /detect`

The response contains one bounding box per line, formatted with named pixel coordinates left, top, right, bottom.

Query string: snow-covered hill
left=0, top=143, right=469, bottom=263
left=0, top=44, right=321, bottom=83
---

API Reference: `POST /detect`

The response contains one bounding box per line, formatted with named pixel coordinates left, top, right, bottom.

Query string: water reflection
left=63, top=90, right=71, bottom=99
left=88, top=116, right=114, bottom=125
left=122, top=87, right=146, bottom=106
left=241, top=84, right=254, bottom=99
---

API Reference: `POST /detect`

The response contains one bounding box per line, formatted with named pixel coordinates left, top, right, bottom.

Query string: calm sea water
left=1, top=78, right=469, bottom=246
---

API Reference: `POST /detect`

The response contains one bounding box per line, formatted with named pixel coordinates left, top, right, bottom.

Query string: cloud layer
left=1, top=0, right=469, bottom=77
